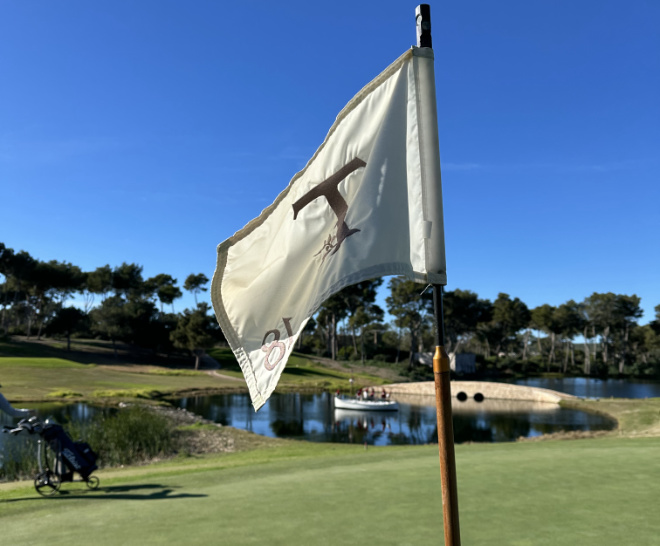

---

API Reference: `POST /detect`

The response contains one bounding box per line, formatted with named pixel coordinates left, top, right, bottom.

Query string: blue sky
left=1, top=1, right=658, bottom=323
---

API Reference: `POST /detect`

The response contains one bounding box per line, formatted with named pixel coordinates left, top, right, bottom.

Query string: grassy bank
left=0, top=436, right=658, bottom=545
left=0, top=354, right=238, bottom=402
left=0, top=338, right=392, bottom=403
left=561, top=397, right=660, bottom=437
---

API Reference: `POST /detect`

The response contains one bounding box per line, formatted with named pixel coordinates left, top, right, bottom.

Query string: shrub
left=401, top=363, right=433, bottom=381
left=47, top=390, right=83, bottom=398
left=1, top=406, right=177, bottom=482
left=92, top=389, right=162, bottom=399
left=66, top=405, right=174, bottom=467
left=337, top=347, right=358, bottom=361
left=0, top=435, right=39, bottom=482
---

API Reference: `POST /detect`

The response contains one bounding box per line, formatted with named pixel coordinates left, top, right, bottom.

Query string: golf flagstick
left=415, top=5, right=462, bottom=545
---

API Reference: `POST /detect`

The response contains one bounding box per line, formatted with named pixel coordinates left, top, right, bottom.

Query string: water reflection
left=509, top=377, right=660, bottom=399
left=0, top=402, right=114, bottom=453
left=0, top=402, right=111, bottom=428
left=175, top=392, right=615, bottom=446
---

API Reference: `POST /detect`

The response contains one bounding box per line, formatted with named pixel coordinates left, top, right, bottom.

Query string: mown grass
left=0, top=357, right=90, bottom=369
left=0, top=356, right=236, bottom=402
left=206, top=346, right=242, bottom=371
left=206, top=347, right=389, bottom=394
left=0, top=340, right=58, bottom=358
left=1, top=341, right=389, bottom=404
left=146, top=369, right=206, bottom=377
left=178, top=422, right=218, bottom=432
left=562, top=397, right=660, bottom=436
left=0, top=436, right=658, bottom=545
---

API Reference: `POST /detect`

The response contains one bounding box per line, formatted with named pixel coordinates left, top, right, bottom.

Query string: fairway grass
left=208, top=347, right=390, bottom=390
left=0, top=354, right=376, bottom=402
left=0, top=358, right=240, bottom=401
left=0, top=356, right=89, bottom=368
left=1, top=436, right=659, bottom=545
left=0, top=342, right=391, bottom=403
left=563, top=397, right=660, bottom=437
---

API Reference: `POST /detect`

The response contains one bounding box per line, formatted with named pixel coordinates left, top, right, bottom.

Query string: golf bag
left=2, top=414, right=101, bottom=496
left=42, top=422, right=98, bottom=481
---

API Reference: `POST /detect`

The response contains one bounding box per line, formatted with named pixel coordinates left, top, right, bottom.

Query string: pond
left=173, top=391, right=615, bottom=446
left=508, top=377, right=660, bottom=399
left=1, top=389, right=616, bottom=453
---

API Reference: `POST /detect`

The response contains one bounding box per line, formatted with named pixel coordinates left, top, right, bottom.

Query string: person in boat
left=356, top=388, right=362, bottom=399
left=369, top=388, right=375, bottom=400
left=381, top=388, right=387, bottom=399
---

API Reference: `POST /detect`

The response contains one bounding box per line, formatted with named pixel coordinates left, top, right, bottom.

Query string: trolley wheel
left=85, top=475, right=100, bottom=490
left=34, top=471, right=61, bottom=497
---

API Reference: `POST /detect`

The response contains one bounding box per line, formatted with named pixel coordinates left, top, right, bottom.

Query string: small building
left=450, top=352, right=476, bottom=374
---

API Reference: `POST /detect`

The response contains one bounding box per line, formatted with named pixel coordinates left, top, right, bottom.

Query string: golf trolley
left=4, top=417, right=100, bottom=496
left=1, top=392, right=100, bottom=496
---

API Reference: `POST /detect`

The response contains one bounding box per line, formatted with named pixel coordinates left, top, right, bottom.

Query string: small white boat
left=334, top=396, right=398, bottom=411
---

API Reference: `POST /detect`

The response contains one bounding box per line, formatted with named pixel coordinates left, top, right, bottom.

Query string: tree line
left=2, top=242, right=659, bottom=377
left=0, top=243, right=219, bottom=369
left=306, top=278, right=660, bottom=377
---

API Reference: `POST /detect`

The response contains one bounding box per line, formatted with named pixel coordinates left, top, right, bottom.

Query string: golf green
left=1, top=436, right=658, bottom=545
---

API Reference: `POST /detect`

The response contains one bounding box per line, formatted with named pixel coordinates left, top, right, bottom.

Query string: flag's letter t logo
left=292, top=157, right=366, bottom=257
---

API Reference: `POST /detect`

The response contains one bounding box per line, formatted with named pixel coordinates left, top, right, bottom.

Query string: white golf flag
left=212, top=47, right=446, bottom=410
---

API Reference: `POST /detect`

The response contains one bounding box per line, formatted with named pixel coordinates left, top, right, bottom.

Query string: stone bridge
left=383, top=380, right=576, bottom=404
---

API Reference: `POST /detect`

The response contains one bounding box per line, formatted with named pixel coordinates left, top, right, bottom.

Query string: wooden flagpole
left=415, top=5, right=462, bottom=545
left=432, top=285, right=461, bottom=546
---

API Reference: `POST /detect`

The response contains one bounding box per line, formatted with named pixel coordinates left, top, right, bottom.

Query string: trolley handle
left=2, top=417, right=43, bottom=435
left=2, top=425, right=25, bottom=435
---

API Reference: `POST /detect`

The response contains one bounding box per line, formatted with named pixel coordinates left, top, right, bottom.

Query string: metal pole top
left=416, top=4, right=432, bottom=48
